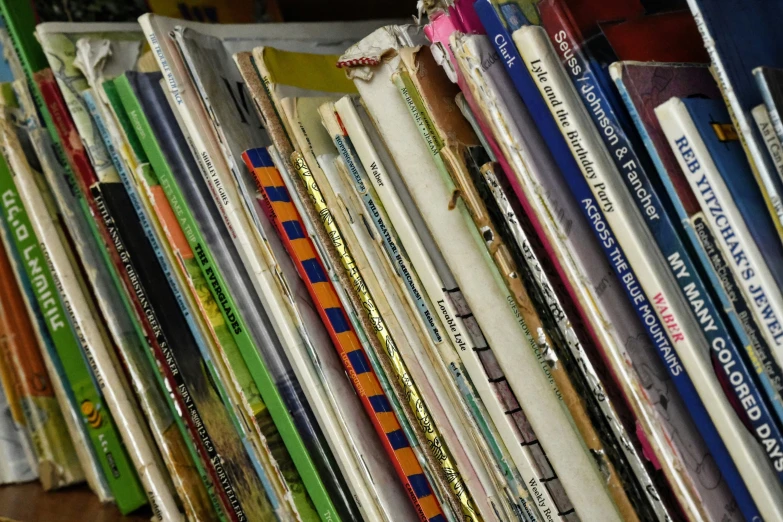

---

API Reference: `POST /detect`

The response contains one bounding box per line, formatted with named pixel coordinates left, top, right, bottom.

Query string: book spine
left=0, top=219, right=104, bottom=498
left=35, top=70, right=241, bottom=520
left=657, top=99, right=783, bottom=501
left=0, top=155, right=147, bottom=514
left=621, top=66, right=783, bottom=417
left=755, top=73, right=783, bottom=144
left=84, top=89, right=270, bottom=521
left=0, top=231, right=81, bottom=489
left=541, top=0, right=783, bottom=459
left=686, top=0, right=783, bottom=244
left=612, top=73, right=783, bottom=426
left=117, top=73, right=343, bottom=522
left=244, top=147, right=449, bottom=522
left=398, top=63, right=643, bottom=520
left=78, top=86, right=221, bottom=522
left=292, top=150, right=478, bottom=520
left=752, top=104, right=783, bottom=187
left=335, top=97, right=552, bottom=522
left=691, top=211, right=783, bottom=399
left=140, top=28, right=342, bottom=521
left=515, top=25, right=768, bottom=521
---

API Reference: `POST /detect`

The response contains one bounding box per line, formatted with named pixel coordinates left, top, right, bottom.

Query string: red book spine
left=33, top=68, right=236, bottom=521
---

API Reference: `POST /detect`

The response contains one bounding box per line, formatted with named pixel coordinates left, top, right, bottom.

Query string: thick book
left=345, top=25, right=618, bottom=522
left=685, top=0, right=783, bottom=245
left=515, top=23, right=779, bottom=520
left=612, top=61, right=783, bottom=428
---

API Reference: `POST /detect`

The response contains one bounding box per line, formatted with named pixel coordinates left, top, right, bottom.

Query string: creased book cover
left=397, top=41, right=651, bottom=521
left=334, top=95, right=541, bottom=521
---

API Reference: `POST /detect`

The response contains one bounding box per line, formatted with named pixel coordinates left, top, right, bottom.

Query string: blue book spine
left=548, top=12, right=783, bottom=484
left=687, top=98, right=783, bottom=291
left=474, top=1, right=760, bottom=517
left=614, top=74, right=783, bottom=427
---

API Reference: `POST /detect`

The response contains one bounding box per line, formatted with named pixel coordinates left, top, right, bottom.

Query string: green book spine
left=115, top=73, right=334, bottom=521
left=0, top=153, right=146, bottom=513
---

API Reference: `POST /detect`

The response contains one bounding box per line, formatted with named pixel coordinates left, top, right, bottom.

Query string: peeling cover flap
left=399, top=45, right=479, bottom=149
left=338, top=25, right=423, bottom=80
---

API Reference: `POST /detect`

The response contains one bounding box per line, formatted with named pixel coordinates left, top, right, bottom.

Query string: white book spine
left=753, top=104, right=783, bottom=189
left=352, top=34, right=621, bottom=521
left=515, top=25, right=783, bottom=520
left=4, top=129, right=182, bottom=522
left=335, top=95, right=557, bottom=521
left=658, top=98, right=783, bottom=378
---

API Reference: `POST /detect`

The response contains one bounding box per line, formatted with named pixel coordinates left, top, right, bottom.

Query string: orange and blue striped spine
left=242, top=147, right=445, bottom=522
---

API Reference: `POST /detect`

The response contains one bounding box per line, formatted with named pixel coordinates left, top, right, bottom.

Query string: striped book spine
left=242, top=147, right=445, bottom=522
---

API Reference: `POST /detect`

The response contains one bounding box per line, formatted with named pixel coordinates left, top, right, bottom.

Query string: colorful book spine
left=515, top=24, right=774, bottom=520
left=541, top=0, right=783, bottom=432
left=115, top=71, right=346, bottom=522
left=0, top=225, right=83, bottom=490
left=140, top=23, right=348, bottom=521
left=243, top=146, right=449, bottom=522
left=0, top=152, right=147, bottom=514
left=611, top=63, right=783, bottom=425
left=85, top=87, right=278, bottom=521
left=106, top=75, right=318, bottom=522
left=292, top=149, right=475, bottom=520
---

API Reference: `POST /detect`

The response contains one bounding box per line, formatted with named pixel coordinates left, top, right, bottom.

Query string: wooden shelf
left=0, top=483, right=151, bottom=522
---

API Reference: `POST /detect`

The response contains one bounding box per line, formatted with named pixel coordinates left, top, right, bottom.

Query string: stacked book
left=1, top=0, right=782, bottom=520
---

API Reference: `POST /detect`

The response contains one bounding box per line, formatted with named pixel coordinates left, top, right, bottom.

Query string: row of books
left=0, top=0, right=782, bottom=520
